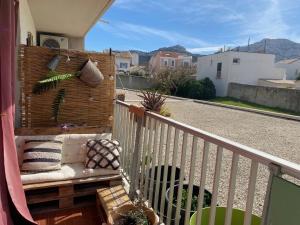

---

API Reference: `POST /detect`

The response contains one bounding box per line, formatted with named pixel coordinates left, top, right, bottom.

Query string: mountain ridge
left=232, top=38, right=300, bottom=61
left=130, top=39, right=300, bottom=65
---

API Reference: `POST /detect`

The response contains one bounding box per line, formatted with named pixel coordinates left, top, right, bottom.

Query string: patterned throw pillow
left=21, top=140, right=63, bottom=173
left=85, top=139, right=121, bottom=170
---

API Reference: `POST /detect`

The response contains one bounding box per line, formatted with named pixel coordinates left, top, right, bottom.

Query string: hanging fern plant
left=52, top=89, right=66, bottom=123
left=32, top=71, right=80, bottom=94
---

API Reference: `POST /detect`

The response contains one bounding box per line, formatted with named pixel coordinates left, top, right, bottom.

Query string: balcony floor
left=33, top=206, right=102, bottom=225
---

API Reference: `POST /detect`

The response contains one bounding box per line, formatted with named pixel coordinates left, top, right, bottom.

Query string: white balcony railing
left=113, top=100, right=300, bottom=225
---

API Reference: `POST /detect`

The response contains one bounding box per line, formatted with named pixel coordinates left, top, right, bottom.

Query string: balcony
left=114, top=100, right=300, bottom=225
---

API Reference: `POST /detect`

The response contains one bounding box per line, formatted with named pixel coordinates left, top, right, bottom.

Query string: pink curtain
left=0, top=0, right=35, bottom=224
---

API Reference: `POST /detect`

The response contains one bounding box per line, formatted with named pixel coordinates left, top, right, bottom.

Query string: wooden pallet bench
left=23, top=174, right=122, bottom=215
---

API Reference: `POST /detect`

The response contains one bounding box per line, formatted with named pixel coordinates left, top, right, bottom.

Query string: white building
left=115, top=51, right=132, bottom=73
left=197, top=51, right=285, bottom=96
left=276, top=58, right=300, bottom=80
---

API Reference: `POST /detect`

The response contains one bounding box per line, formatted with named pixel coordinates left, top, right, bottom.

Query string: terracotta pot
left=110, top=203, right=159, bottom=225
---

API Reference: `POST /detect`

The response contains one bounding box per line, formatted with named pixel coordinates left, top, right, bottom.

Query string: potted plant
left=117, top=92, right=126, bottom=101
left=110, top=202, right=159, bottom=225
left=138, top=91, right=171, bottom=117
left=145, top=165, right=183, bottom=214
left=190, top=207, right=261, bottom=225
left=165, top=184, right=212, bottom=225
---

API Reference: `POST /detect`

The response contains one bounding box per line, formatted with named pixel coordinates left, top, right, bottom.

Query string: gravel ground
left=118, top=89, right=300, bottom=216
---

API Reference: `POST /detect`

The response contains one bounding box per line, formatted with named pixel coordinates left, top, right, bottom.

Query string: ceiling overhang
left=28, top=0, right=114, bottom=37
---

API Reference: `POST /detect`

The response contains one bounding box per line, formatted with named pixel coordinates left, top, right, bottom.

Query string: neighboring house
left=19, top=0, right=114, bottom=50
left=115, top=51, right=132, bottom=73
left=276, top=58, right=300, bottom=80
left=197, top=51, right=285, bottom=96
left=130, top=52, right=139, bottom=66
left=149, top=51, right=192, bottom=73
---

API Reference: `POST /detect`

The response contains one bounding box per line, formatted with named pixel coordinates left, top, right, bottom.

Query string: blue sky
left=85, top=0, right=300, bottom=54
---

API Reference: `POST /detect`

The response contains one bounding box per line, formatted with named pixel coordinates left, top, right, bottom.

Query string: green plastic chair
left=190, top=207, right=261, bottom=225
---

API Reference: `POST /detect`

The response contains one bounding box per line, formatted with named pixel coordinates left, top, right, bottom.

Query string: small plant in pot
left=111, top=202, right=159, bottom=225
left=165, top=184, right=212, bottom=225
left=138, top=91, right=171, bottom=117
left=117, top=92, right=126, bottom=101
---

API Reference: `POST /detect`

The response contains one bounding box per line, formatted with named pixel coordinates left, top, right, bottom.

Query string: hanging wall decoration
left=32, top=54, right=104, bottom=123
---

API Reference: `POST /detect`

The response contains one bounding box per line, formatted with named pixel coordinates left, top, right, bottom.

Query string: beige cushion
left=79, top=59, right=104, bottom=87
left=15, top=133, right=112, bottom=165
left=21, top=162, right=120, bottom=185
left=62, top=133, right=112, bottom=164
left=21, top=140, right=62, bottom=172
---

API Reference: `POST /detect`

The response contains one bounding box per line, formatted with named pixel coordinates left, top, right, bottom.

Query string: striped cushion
left=21, top=140, right=63, bottom=173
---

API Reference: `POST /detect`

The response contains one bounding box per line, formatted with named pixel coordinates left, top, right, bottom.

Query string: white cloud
left=187, top=46, right=222, bottom=54
left=234, top=0, right=300, bottom=43
left=98, top=21, right=208, bottom=46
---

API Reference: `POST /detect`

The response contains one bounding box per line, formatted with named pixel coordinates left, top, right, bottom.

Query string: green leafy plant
left=32, top=71, right=80, bottom=94
left=153, top=66, right=196, bottom=95
left=52, top=89, right=65, bottom=122
left=138, top=91, right=166, bottom=112
left=177, top=77, right=216, bottom=100
left=160, top=106, right=171, bottom=117
left=173, top=189, right=212, bottom=211
left=296, top=74, right=300, bottom=80
left=117, top=209, right=150, bottom=225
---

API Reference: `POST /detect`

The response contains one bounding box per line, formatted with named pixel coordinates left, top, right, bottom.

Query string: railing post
left=128, top=105, right=145, bottom=199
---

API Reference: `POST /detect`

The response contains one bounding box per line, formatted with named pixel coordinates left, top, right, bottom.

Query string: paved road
left=119, top=89, right=300, bottom=164
left=118, top=89, right=300, bottom=215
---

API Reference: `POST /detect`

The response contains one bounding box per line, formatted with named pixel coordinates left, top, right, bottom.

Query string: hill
left=233, top=38, right=300, bottom=61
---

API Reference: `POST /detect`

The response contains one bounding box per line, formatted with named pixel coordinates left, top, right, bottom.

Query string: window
left=216, top=62, right=222, bottom=79
left=233, top=58, right=240, bottom=64
left=160, top=59, right=164, bottom=66
left=164, top=60, right=168, bottom=66
left=183, top=61, right=189, bottom=67
left=171, top=60, right=175, bottom=67
left=120, top=62, right=128, bottom=69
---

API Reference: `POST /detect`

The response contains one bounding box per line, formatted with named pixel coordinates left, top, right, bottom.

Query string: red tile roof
left=157, top=51, right=180, bottom=58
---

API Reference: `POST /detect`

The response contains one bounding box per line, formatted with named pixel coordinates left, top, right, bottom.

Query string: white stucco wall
left=116, top=57, right=131, bottom=72
left=69, top=37, right=84, bottom=50
left=276, top=61, right=300, bottom=80
left=131, top=53, right=139, bottom=66
left=197, top=52, right=231, bottom=96
left=19, top=0, right=36, bottom=45
left=197, top=52, right=285, bottom=96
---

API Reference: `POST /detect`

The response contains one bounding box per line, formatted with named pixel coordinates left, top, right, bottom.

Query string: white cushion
left=62, top=133, right=111, bottom=164
left=21, top=162, right=120, bottom=185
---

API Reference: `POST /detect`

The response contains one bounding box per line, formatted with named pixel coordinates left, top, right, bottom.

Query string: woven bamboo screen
left=18, top=45, right=115, bottom=129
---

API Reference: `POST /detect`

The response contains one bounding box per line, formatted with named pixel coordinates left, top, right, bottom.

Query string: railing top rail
left=116, top=100, right=300, bottom=180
